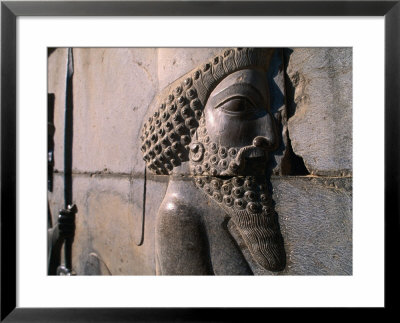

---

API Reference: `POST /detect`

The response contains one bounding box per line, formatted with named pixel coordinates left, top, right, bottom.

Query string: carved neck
left=170, top=162, right=191, bottom=176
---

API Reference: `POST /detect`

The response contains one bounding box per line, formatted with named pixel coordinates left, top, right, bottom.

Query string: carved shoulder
left=155, top=180, right=212, bottom=275
left=157, top=183, right=201, bottom=220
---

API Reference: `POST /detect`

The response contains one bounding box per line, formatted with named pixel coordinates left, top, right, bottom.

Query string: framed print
left=1, top=1, right=399, bottom=321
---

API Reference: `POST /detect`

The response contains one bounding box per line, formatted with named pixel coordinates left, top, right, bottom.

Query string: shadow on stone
left=280, top=48, right=310, bottom=176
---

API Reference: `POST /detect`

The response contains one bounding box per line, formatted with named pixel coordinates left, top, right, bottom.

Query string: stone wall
left=47, top=47, right=352, bottom=275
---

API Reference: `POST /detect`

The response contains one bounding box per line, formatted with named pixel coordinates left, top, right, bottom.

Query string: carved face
left=191, top=70, right=285, bottom=272
left=190, top=69, right=278, bottom=176
left=205, top=69, right=276, bottom=147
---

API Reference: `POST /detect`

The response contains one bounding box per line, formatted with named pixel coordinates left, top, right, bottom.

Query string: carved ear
left=189, top=141, right=204, bottom=162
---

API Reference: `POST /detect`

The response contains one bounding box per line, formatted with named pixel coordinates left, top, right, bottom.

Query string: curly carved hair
left=140, top=48, right=274, bottom=175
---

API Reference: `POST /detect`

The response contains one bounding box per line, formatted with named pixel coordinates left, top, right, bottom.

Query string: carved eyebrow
left=214, top=96, right=256, bottom=111
left=208, top=83, right=265, bottom=109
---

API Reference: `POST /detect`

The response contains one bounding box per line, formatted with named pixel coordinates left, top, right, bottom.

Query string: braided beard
left=188, top=115, right=286, bottom=272
left=193, top=173, right=286, bottom=272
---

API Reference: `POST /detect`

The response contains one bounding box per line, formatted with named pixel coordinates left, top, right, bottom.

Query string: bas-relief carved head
left=189, top=68, right=278, bottom=177
left=140, top=48, right=275, bottom=175
left=140, top=48, right=286, bottom=272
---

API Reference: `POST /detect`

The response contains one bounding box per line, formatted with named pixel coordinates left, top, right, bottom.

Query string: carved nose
left=253, top=136, right=274, bottom=150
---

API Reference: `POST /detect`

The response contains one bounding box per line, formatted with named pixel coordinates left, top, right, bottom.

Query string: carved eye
left=216, top=97, right=256, bottom=116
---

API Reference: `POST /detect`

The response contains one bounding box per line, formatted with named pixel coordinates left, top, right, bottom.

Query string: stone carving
left=141, top=48, right=286, bottom=274
left=140, top=48, right=271, bottom=174
left=194, top=175, right=285, bottom=271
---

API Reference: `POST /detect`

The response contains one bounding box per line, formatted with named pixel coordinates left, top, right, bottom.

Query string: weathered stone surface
left=286, top=48, right=352, bottom=176
left=50, top=173, right=157, bottom=275
left=48, top=48, right=68, bottom=172
left=84, top=252, right=112, bottom=275
left=49, top=173, right=352, bottom=275
left=71, top=48, right=158, bottom=174
left=231, top=176, right=352, bottom=275
left=131, top=173, right=145, bottom=246
left=267, top=49, right=289, bottom=174
left=157, top=48, right=225, bottom=90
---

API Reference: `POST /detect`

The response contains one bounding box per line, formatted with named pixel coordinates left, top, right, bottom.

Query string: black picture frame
left=1, top=1, right=398, bottom=321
